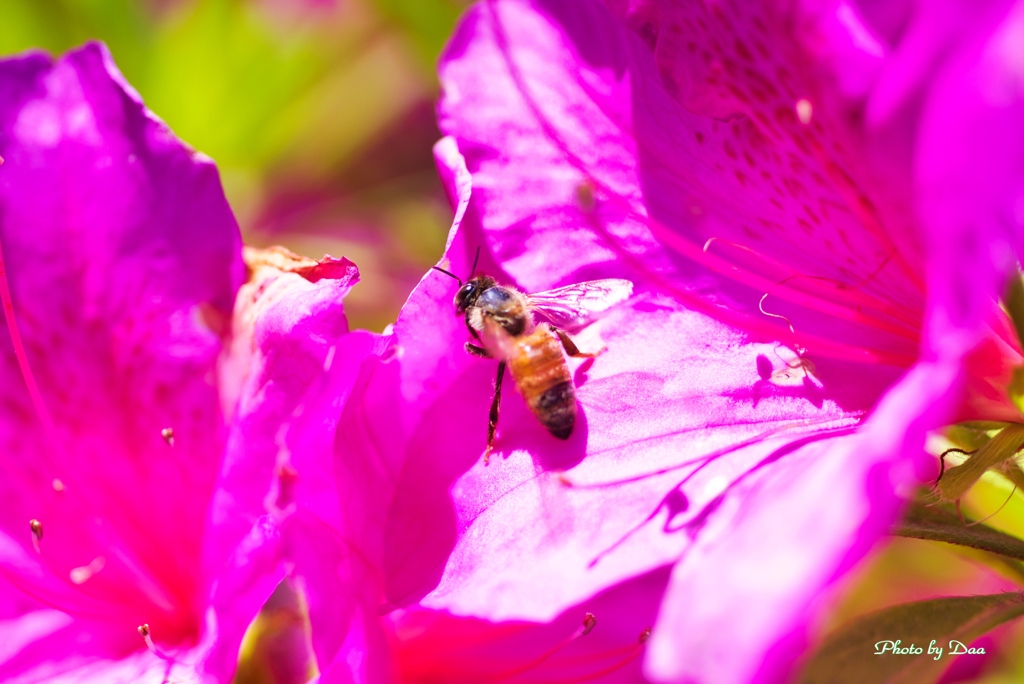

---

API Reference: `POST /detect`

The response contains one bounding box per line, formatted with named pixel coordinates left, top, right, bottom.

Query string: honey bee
left=433, top=256, right=633, bottom=462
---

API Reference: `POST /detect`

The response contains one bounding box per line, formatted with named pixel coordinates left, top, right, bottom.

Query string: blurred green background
left=0, top=0, right=465, bottom=332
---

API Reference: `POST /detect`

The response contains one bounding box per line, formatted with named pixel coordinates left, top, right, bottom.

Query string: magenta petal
left=420, top=292, right=874, bottom=620
left=317, top=142, right=498, bottom=617
left=914, top=1, right=1024, bottom=346
left=0, top=639, right=198, bottom=683
left=861, top=0, right=1007, bottom=125
left=283, top=513, right=393, bottom=684
left=645, top=361, right=959, bottom=683
left=438, top=0, right=924, bottom=367
left=403, top=1, right=1024, bottom=681
left=376, top=143, right=915, bottom=683
left=0, top=40, right=243, bottom=655
left=201, top=516, right=285, bottom=682
left=394, top=567, right=670, bottom=683
left=208, top=247, right=360, bottom=570
left=277, top=328, right=388, bottom=684
left=206, top=245, right=385, bottom=680
left=0, top=591, right=204, bottom=683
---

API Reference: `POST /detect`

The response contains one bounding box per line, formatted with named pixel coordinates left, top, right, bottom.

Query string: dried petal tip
left=137, top=623, right=150, bottom=638
left=160, top=427, right=174, bottom=446
left=29, top=519, right=42, bottom=541
left=638, top=627, right=652, bottom=644
left=581, top=612, right=597, bottom=636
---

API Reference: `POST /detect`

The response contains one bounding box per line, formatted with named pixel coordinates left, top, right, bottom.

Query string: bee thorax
left=474, top=285, right=530, bottom=336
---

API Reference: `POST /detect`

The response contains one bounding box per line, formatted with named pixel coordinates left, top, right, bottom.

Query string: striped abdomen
left=507, top=325, right=575, bottom=439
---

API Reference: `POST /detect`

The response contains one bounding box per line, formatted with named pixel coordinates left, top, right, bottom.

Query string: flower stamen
left=485, top=3, right=921, bottom=365
left=161, top=428, right=175, bottom=447
left=538, top=627, right=652, bottom=683
left=759, top=293, right=797, bottom=337
left=138, top=622, right=151, bottom=640
left=484, top=612, right=598, bottom=680
left=138, top=623, right=176, bottom=662
left=29, top=518, right=42, bottom=553
left=581, top=202, right=916, bottom=366
left=404, top=610, right=653, bottom=683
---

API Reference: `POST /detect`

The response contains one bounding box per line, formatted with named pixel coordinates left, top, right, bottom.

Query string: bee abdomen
left=509, top=327, right=577, bottom=440
left=534, top=380, right=575, bottom=439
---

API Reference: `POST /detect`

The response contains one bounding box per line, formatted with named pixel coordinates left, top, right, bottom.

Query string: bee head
left=454, top=276, right=494, bottom=313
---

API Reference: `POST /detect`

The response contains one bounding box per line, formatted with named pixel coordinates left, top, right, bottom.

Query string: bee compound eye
left=455, top=283, right=476, bottom=310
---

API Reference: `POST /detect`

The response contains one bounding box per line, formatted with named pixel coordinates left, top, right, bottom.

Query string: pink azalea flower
left=0, top=43, right=365, bottom=682
left=293, top=1, right=1024, bottom=682
left=390, top=567, right=670, bottom=683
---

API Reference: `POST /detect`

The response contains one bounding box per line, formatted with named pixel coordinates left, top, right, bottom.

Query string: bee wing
left=527, top=279, right=634, bottom=332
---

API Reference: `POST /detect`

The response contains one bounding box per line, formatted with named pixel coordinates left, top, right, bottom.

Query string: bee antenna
left=431, top=266, right=462, bottom=286
left=471, top=246, right=481, bottom=277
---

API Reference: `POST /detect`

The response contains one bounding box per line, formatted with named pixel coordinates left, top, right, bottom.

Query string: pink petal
left=208, top=246, right=360, bottom=571
left=0, top=42, right=242, bottom=650
left=206, top=245, right=384, bottom=681
left=369, top=139, right=908, bottom=683
left=647, top=360, right=960, bottom=683
left=201, top=516, right=286, bottom=682
left=0, top=42, right=380, bottom=680
left=407, top=1, right=1024, bottom=682
left=439, top=0, right=924, bottom=367
left=0, top=578, right=206, bottom=683
left=393, top=567, right=670, bottom=683
left=915, top=0, right=1024, bottom=344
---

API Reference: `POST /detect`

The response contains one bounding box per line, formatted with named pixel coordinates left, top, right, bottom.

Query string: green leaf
left=894, top=501, right=1024, bottom=563
left=937, top=424, right=1024, bottom=501
left=945, top=422, right=1003, bottom=452
left=799, top=593, right=1024, bottom=684
left=1010, top=366, right=1024, bottom=416
left=371, top=0, right=465, bottom=65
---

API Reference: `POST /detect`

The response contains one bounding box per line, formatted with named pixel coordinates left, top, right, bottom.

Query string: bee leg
left=465, top=342, right=491, bottom=358
left=484, top=361, right=506, bottom=465
left=552, top=327, right=606, bottom=358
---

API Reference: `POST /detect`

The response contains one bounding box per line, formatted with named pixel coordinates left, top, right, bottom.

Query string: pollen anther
left=161, top=428, right=175, bottom=446
left=576, top=181, right=596, bottom=211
